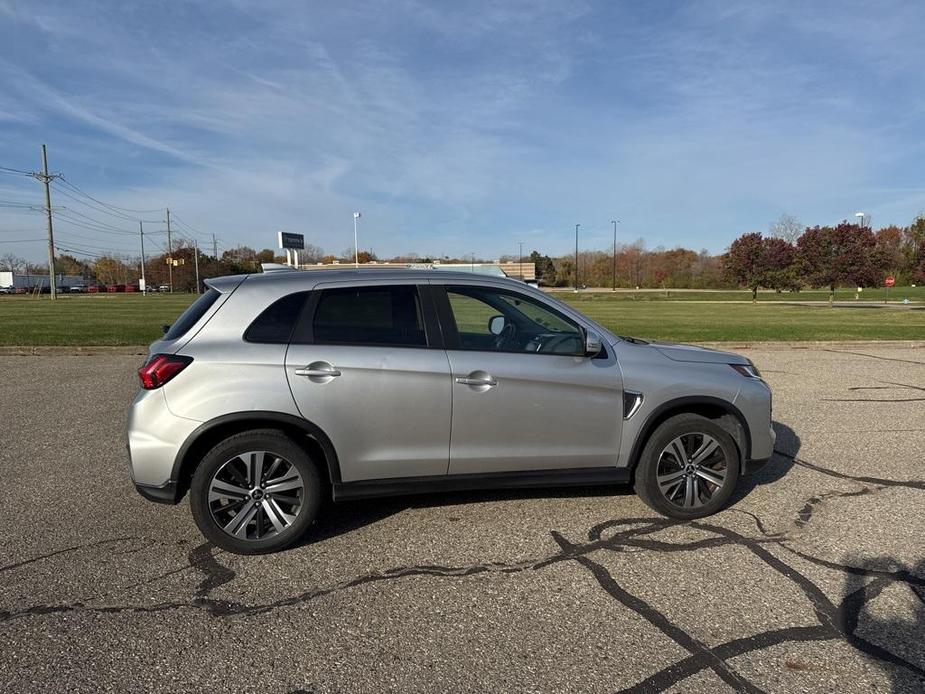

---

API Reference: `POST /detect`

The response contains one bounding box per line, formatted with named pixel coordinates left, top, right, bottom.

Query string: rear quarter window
left=244, top=291, right=311, bottom=343
left=164, top=288, right=221, bottom=341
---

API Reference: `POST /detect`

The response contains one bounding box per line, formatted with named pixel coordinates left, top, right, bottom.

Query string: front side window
left=311, top=285, right=426, bottom=347
left=446, top=286, right=584, bottom=355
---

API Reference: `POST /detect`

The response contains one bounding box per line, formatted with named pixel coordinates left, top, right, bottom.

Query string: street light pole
left=353, top=212, right=361, bottom=268
left=574, top=223, right=580, bottom=291
left=611, top=219, right=619, bottom=291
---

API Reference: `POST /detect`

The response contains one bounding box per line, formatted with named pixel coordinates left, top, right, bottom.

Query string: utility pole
left=518, top=241, right=523, bottom=280
left=212, top=233, right=217, bottom=259
left=193, top=240, right=200, bottom=294
left=39, top=145, right=58, bottom=300
left=574, top=223, right=580, bottom=291
left=166, top=207, right=173, bottom=292
left=139, top=221, right=147, bottom=296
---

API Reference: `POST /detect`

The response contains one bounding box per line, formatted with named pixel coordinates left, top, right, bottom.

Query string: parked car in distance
left=126, top=269, right=775, bottom=554
left=69, top=285, right=85, bottom=293
left=158, top=284, right=170, bottom=293
left=0, top=286, right=13, bottom=294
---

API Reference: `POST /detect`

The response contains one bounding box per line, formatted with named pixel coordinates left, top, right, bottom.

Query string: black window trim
left=289, top=283, right=439, bottom=349
left=432, top=283, right=597, bottom=358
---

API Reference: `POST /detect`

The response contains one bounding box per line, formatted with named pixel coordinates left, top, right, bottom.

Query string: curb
left=0, top=340, right=922, bottom=357
left=694, top=340, right=925, bottom=350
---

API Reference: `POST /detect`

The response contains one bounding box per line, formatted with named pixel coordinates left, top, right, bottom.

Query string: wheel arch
left=627, top=396, right=751, bottom=473
left=169, top=412, right=341, bottom=502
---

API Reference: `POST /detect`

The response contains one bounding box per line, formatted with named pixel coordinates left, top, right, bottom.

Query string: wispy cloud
left=1, top=0, right=924, bottom=261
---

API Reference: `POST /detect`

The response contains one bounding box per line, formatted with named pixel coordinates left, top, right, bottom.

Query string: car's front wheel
left=190, top=429, right=321, bottom=554
left=634, top=413, right=740, bottom=520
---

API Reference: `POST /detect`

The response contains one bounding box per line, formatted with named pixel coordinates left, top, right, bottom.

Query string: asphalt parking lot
left=1, top=346, right=923, bottom=693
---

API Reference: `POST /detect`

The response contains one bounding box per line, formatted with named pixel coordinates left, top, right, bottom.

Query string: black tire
left=190, top=429, right=322, bottom=554
left=634, top=413, right=740, bottom=520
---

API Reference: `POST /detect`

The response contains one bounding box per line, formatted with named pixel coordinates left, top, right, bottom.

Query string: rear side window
left=164, top=288, right=220, bottom=341
left=244, top=291, right=310, bottom=343
left=310, top=285, right=426, bottom=347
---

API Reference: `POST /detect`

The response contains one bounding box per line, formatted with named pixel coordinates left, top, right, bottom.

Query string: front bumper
left=743, top=424, right=776, bottom=475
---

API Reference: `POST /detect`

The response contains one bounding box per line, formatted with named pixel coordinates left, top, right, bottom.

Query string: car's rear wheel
left=634, top=413, right=740, bottom=520
left=190, top=429, right=321, bottom=554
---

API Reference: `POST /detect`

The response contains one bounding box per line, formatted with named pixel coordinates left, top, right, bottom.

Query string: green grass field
left=0, top=289, right=923, bottom=346
left=549, top=285, right=925, bottom=302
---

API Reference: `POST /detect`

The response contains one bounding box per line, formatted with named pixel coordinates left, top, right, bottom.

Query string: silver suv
left=127, top=269, right=775, bottom=554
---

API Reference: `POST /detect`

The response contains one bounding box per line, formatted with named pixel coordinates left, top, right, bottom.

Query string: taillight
left=138, top=354, right=193, bottom=389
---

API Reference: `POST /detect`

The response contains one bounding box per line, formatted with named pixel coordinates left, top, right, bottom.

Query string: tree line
left=2, top=213, right=922, bottom=293
left=724, top=215, right=924, bottom=299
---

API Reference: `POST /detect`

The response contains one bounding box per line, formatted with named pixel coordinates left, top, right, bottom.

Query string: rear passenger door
left=285, top=281, right=452, bottom=482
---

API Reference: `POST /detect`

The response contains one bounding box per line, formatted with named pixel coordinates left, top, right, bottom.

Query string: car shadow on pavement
left=840, top=555, right=925, bottom=690
left=299, top=421, right=799, bottom=548
left=728, top=420, right=798, bottom=506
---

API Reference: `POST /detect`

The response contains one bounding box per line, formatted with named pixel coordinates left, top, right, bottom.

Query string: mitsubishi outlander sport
left=126, top=269, right=775, bottom=554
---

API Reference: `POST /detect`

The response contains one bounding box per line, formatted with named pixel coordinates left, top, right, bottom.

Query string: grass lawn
left=0, top=288, right=923, bottom=345
left=0, top=294, right=198, bottom=346
left=556, top=296, right=925, bottom=342
left=549, top=285, right=925, bottom=302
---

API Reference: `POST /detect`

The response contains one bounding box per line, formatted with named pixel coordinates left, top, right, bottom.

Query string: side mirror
left=488, top=315, right=507, bottom=335
left=162, top=324, right=170, bottom=335
left=584, top=329, right=603, bottom=357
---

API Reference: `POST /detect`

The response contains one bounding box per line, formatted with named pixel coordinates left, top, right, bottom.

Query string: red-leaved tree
left=797, top=223, right=887, bottom=300
left=724, top=232, right=766, bottom=300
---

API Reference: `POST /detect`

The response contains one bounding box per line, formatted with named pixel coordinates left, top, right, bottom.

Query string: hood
left=650, top=341, right=749, bottom=365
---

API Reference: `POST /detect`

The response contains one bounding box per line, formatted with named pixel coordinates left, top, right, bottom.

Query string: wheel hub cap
left=207, top=450, right=305, bottom=541
left=655, top=433, right=728, bottom=509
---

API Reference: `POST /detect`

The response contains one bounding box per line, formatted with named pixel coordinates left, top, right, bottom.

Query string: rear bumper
left=135, top=481, right=181, bottom=504
left=126, top=388, right=200, bottom=494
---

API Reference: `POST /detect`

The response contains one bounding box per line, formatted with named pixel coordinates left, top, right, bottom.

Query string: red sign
left=885, top=276, right=895, bottom=287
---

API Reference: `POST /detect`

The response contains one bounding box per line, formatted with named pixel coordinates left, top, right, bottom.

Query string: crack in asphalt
left=822, top=348, right=925, bottom=366
left=1, top=453, right=923, bottom=692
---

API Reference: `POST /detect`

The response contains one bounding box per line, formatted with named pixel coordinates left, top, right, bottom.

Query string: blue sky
left=2, top=0, right=925, bottom=262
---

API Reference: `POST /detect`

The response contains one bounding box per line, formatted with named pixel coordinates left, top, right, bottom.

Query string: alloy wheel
left=655, top=433, right=728, bottom=509
left=208, top=450, right=305, bottom=540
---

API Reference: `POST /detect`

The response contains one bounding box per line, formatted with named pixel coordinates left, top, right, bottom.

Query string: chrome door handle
left=455, top=376, right=497, bottom=386
left=295, top=367, right=341, bottom=378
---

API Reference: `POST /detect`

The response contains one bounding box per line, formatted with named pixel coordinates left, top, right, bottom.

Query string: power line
left=51, top=183, right=161, bottom=224
left=169, top=213, right=211, bottom=238
left=56, top=231, right=141, bottom=251
left=56, top=176, right=164, bottom=215
left=55, top=207, right=136, bottom=234
left=0, top=165, right=33, bottom=176
left=55, top=213, right=140, bottom=237
left=0, top=238, right=45, bottom=244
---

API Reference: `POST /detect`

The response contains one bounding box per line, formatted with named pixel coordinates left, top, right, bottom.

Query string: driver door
left=434, top=283, right=624, bottom=475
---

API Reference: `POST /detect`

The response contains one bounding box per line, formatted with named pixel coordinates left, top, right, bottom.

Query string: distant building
left=0, top=272, right=85, bottom=290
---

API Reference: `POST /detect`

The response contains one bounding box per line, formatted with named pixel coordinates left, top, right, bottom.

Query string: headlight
left=730, top=363, right=762, bottom=379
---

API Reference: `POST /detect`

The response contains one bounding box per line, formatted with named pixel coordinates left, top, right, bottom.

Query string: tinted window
left=312, top=286, right=426, bottom=346
left=244, top=291, right=310, bottom=343
left=446, top=286, right=583, bottom=355
left=164, top=288, right=220, bottom=341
